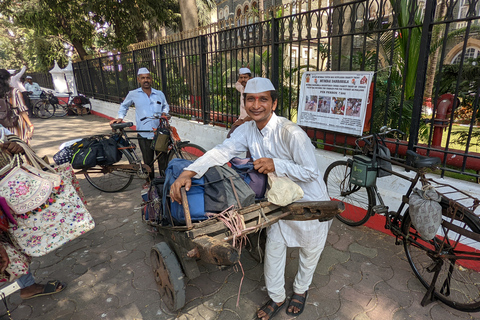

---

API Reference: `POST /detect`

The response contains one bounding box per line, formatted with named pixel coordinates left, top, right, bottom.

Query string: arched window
left=219, top=9, right=224, bottom=19
left=252, top=2, right=257, bottom=9
left=237, top=8, right=242, bottom=17
left=452, top=47, right=480, bottom=65
left=244, top=4, right=249, bottom=13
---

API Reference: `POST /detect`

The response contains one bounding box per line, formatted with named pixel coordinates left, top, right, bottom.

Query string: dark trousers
left=22, top=92, right=33, bottom=117
left=137, top=135, right=169, bottom=180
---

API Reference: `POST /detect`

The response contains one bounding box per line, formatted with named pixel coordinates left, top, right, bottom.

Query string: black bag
left=0, top=93, right=19, bottom=128
left=204, top=164, right=256, bottom=213
left=151, top=118, right=170, bottom=152
left=53, top=147, right=74, bottom=165
left=48, top=95, right=59, bottom=104
left=98, top=137, right=122, bottom=165
left=374, top=134, right=392, bottom=178
left=151, top=128, right=170, bottom=152
left=71, top=141, right=100, bottom=169
left=73, top=95, right=90, bottom=105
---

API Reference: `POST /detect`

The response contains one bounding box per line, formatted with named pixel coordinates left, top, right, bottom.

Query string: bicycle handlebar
left=355, top=128, right=405, bottom=149
left=139, top=114, right=171, bottom=122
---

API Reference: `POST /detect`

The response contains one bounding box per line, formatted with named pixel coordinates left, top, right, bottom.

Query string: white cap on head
left=137, top=67, right=150, bottom=75
left=244, top=77, right=276, bottom=93
left=26, top=76, right=32, bottom=79
left=239, top=67, right=251, bottom=75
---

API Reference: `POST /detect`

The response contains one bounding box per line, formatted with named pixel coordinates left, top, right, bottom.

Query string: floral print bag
left=8, top=171, right=95, bottom=257
left=0, top=141, right=95, bottom=257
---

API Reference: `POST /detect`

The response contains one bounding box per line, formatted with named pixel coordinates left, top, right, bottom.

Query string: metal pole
left=113, top=55, right=121, bottom=102
left=408, top=0, right=437, bottom=153
left=271, top=11, right=280, bottom=92
left=159, top=44, right=168, bottom=96
left=200, top=35, right=209, bottom=124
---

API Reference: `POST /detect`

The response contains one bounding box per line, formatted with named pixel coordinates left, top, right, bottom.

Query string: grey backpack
left=204, top=164, right=256, bottom=212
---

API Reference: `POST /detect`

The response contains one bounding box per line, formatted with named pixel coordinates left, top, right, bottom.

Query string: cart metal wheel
left=150, top=242, right=186, bottom=311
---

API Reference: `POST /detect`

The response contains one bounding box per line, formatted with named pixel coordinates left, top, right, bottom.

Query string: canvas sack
left=409, top=185, right=442, bottom=240
left=265, top=173, right=304, bottom=206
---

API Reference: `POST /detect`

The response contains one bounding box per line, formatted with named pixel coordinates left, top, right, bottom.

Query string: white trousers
left=264, top=239, right=326, bottom=303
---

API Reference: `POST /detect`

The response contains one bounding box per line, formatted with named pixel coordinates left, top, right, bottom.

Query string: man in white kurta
left=170, top=78, right=331, bottom=319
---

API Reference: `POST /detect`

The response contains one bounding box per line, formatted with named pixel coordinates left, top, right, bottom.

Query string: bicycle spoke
left=404, top=211, right=480, bottom=311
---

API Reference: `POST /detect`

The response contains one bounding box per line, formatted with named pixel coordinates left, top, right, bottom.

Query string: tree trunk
left=179, top=0, right=199, bottom=33
left=330, top=0, right=353, bottom=71
left=178, top=0, right=202, bottom=114
left=425, top=0, right=447, bottom=98
left=71, top=39, right=88, bottom=61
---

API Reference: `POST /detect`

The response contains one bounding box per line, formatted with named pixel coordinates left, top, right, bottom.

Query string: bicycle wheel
left=53, top=100, right=68, bottom=117
left=168, top=142, right=206, bottom=162
left=84, top=147, right=135, bottom=193
left=33, top=100, right=55, bottom=119
left=403, top=208, right=480, bottom=311
left=323, top=160, right=375, bottom=226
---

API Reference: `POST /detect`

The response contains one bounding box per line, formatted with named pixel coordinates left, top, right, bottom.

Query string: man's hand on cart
left=170, top=170, right=197, bottom=204
left=253, top=157, right=275, bottom=174
left=109, top=118, right=123, bottom=125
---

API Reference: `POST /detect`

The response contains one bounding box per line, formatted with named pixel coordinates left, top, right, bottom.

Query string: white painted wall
left=91, top=98, right=480, bottom=211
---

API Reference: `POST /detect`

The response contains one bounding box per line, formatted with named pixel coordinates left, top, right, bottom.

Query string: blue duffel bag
left=163, top=159, right=206, bottom=225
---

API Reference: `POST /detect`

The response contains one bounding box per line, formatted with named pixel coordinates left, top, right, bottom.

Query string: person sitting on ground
left=109, top=67, right=169, bottom=185
left=0, top=128, right=66, bottom=299
left=0, top=69, right=34, bottom=145
left=170, top=77, right=331, bottom=320
left=228, top=67, right=253, bottom=138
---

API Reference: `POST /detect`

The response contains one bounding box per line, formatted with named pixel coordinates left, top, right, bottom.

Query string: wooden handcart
left=147, top=188, right=344, bottom=311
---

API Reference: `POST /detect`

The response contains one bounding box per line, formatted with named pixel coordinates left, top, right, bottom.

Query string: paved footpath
left=1, top=114, right=479, bottom=319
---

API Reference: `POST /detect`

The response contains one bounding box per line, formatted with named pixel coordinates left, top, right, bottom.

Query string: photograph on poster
left=331, top=97, right=345, bottom=115
left=304, top=95, right=318, bottom=111
left=346, top=98, right=362, bottom=117
left=298, top=71, right=374, bottom=136
left=317, top=97, right=331, bottom=113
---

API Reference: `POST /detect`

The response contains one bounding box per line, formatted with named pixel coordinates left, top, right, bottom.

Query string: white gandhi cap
left=239, top=67, right=251, bottom=75
left=137, top=67, right=150, bottom=75
left=244, top=77, right=276, bottom=94
left=26, top=76, right=32, bottom=79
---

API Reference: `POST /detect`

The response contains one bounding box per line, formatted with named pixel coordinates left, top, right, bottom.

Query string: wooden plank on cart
left=280, top=201, right=345, bottom=221
left=186, top=202, right=283, bottom=239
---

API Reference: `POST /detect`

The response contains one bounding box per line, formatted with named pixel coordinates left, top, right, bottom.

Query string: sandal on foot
left=23, top=280, right=67, bottom=300
left=286, top=290, right=308, bottom=316
left=256, top=299, right=285, bottom=320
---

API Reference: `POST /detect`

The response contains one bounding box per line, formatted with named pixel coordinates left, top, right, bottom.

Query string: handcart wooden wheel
left=150, top=242, right=186, bottom=311
left=148, top=188, right=345, bottom=311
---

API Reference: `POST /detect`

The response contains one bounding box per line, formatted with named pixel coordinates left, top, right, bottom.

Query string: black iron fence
left=27, top=72, right=54, bottom=90
left=73, top=0, right=480, bottom=181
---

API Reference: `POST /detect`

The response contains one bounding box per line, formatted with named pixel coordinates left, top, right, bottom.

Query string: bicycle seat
left=406, top=150, right=441, bottom=168
left=111, top=122, right=133, bottom=130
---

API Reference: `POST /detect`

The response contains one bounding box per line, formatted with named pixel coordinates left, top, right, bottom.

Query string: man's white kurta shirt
left=186, top=113, right=330, bottom=248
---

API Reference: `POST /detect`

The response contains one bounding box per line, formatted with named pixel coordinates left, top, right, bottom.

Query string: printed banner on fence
left=298, top=71, right=374, bottom=136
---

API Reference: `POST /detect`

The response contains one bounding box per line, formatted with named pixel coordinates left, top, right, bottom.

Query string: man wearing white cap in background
left=24, top=76, right=42, bottom=99
left=170, top=77, right=331, bottom=320
left=227, top=67, right=253, bottom=138
left=110, top=67, right=169, bottom=185
left=24, top=75, right=43, bottom=117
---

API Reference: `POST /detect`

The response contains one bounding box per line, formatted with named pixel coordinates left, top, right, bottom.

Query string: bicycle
left=32, top=91, right=60, bottom=119
left=78, top=116, right=206, bottom=193
left=323, top=127, right=480, bottom=312
left=53, top=92, right=92, bottom=117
